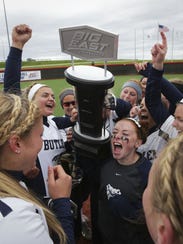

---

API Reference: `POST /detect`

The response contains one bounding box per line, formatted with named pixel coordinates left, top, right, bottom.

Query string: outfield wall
left=1, top=62, right=183, bottom=81
left=38, top=62, right=183, bottom=80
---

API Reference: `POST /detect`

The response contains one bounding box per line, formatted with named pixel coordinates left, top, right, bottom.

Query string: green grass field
left=1, top=73, right=183, bottom=116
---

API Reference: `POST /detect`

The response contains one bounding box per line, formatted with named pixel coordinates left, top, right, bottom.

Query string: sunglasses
left=63, top=101, right=76, bottom=107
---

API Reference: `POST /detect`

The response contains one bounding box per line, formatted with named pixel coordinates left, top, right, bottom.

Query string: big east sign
left=59, top=25, right=118, bottom=60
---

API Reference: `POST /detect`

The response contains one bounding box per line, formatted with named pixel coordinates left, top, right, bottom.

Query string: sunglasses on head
left=63, top=101, right=76, bottom=107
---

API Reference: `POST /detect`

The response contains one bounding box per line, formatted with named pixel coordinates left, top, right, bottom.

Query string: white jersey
left=0, top=197, right=53, bottom=244
left=38, top=116, right=66, bottom=196
left=138, top=115, right=178, bottom=163
left=105, top=110, right=118, bottom=134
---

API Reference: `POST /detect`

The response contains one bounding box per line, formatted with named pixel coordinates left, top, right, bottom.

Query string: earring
left=15, top=149, right=20, bottom=154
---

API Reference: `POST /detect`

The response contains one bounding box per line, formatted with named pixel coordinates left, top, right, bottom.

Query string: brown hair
left=123, top=117, right=147, bottom=144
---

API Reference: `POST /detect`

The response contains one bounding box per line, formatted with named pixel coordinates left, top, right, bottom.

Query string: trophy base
left=73, top=125, right=111, bottom=159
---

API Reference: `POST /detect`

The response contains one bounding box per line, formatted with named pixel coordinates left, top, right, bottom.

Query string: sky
left=0, top=0, right=183, bottom=61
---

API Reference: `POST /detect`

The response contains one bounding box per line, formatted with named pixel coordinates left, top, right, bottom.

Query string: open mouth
left=140, top=115, right=148, bottom=120
left=114, top=142, right=122, bottom=149
left=139, top=110, right=149, bottom=120
left=177, top=129, right=183, bottom=134
left=113, top=142, right=123, bottom=154
left=46, top=104, right=54, bottom=109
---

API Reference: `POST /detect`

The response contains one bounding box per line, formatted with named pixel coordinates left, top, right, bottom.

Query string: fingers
left=70, top=108, right=78, bottom=122
left=134, top=62, right=147, bottom=72
left=52, top=165, right=67, bottom=180
left=151, top=33, right=167, bottom=55
left=12, top=24, right=32, bottom=49
left=160, top=32, right=167, bottom=49
left=48, top=165, right=72, bottom=199
left=151, top=45, right=158, bottom=57
left=14, top=24, right=32, bottom=35
left=66, top=128, right=73, bottom=142
left=47, top=166, right=55, bottom=185
left=48, top=165, right=71, bottom=186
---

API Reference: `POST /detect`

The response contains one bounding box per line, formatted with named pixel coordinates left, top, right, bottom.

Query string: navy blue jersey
left=98, top=154, right=153, bottom=244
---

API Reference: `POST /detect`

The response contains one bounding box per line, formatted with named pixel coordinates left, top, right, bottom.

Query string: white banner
left=0, top=70, right=41, bottom=83
left=21, top=70, right=41, bottom=81
left=0, top=73, right=4, bottom=83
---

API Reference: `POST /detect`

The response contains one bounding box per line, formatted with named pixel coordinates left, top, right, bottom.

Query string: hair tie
left=28, top=84, right=47, bottom=101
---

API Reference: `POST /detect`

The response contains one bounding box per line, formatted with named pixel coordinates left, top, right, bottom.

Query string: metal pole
left=142, top=29, right=144, bottom=61
left=3, top=0, right=10, bottom=49
left=134, top=29, right=136, bottom=61
left=171, top=28, right=174, bottom=62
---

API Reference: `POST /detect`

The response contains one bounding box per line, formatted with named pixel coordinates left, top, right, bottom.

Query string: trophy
left=59, top=25, right=118, bottom=159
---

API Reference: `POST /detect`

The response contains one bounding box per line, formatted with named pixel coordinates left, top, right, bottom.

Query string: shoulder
left=137, top=154, right=152, bottom=170
left=136, top=154, right=152, bottom=187
left=101, top=157, right=114, bottom=168
left=0, top=197, right=35, bottom=214
left=0, top=197, right=41, bottom=221
left=47, top=115, right=57, bottom=127
left=0, top=197, right=52, bottom=243
left=160, top=115, right=178, bottom=139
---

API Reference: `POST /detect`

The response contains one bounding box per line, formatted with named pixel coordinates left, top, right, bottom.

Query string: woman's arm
left=3, top=24, right=32, bottom=94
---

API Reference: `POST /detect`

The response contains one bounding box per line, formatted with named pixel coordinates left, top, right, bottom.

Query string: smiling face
left=20, top=117, right=43, bottom=172
left=138, top=98, right=156, bottom=131
left=111, top=119, right=142, bottom=165
left=33, top=86, right=56, bottom=116
left=120, top=87, right=138, bottom=106
left=140, top=77, right=147, bottom=98
left=172, top=103, right=183, bottom=134
left=62, top=94, right=76, bottom=116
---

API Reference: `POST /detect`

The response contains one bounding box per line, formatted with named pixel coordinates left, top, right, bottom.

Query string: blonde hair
left=0, top=92, right=66, bottom=243
left=0, top=92, right=40, bottom=146
left=152, top=133, right=183, bottom=242
left=22, top=82, right=48, bottom=101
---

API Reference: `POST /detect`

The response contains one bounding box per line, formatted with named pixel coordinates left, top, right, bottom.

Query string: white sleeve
left=0, top=197, right=53, bottom=244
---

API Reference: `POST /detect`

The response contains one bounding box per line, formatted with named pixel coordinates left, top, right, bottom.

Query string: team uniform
left=0, top=171, right=74, bottom=244
left=4, top=47, right=75, bottom=243
left=98, top=155, right=153, bottom=244
left=0, top=198, right=53, bottom=244
left=25, top=116, right=67, bottom=197
left=138, top=65, right=183, bottom=163
left=138, top=115, right=177, bottom=163
left=4, top=46, right=74, bottom=198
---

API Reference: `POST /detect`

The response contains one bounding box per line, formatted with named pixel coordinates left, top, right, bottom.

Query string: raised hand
left=151, top=32, right=167, bottom=70
left=12, top=24, right=32, bottom=50
left=70, top=108, right=78, bottom=122
left=134, top=62, right=148, bottom=73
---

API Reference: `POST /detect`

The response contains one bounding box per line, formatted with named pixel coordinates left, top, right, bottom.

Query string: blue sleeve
left=115, top=98, right=132, bottom=118
left=138, top=62, right=183, bottom=115
left=145, top=66, right=169, bottom=125
left=137, top=158, right=152, bottom=189
left=52, top=116, right=75, bottom=129
left=161, top=77, right=183, bottom=114
left=52, top=198, right=75, bottom=244
left=4, top=47, right=22, bottom=94
left=138, top=62, right=151, bottom=78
